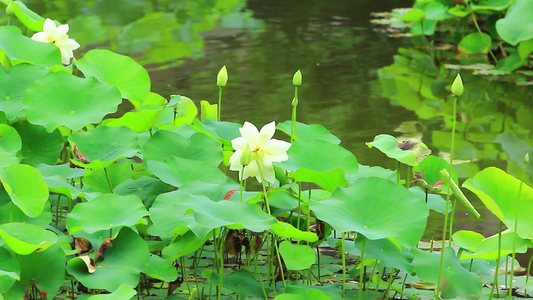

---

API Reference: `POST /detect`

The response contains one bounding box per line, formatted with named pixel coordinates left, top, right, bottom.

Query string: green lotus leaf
left=277, top=140, right=358, bottom=192
left=7, top=1, right=44, bottom=31
left=423, top=2, right=450, bottom=20
left=401, top=9, right=426, bottom=22
left=67, top=227, right=149, bottom=291
left=409, top=187, right=449, bottom=214
left=268, top=189, right=300, bottom=215
left=4, top=245, right=65, bottom=299
left=518, top=38, right=533, bottom=59
left=310, top=177, right=428, bottom=248
left=76, top=49, right=150, bottom=102
left=36, top=163, right=85, bottom=198
left=453, top=230, right=529, bottom=260
left=200, top=100, right=217, bottom=121
left=0, top=124, right=21, bottom=167
left=144, top=131, right=222, bottom=164
left=367, top=134, right=430, bottom=166
left=82, top=161, right=133, bottom=194
left=271, top=222, right=318, bottom=242
left=463, top=167, right=533, bottom=239
left=411, top=247, right=481, bottom=299
left=277, top=121, right=341, bottom=144
left=0, top=63, right=49, bottom=121
left=114, top=176, right=169, bottom=208
left=212, top=269, right=265, bottom=300
left=354, top=236, right=414, bottom=273
left=472, top=0, right=513, bottom=11
left=199, top=118, right=241, bottom=142
left=0, top=247, right=20, bottom=293
left=162, top=230, right=207, bottom=261
left=23, top=72, right=122, bottom=132
left=0, top=164, right=48, bottom=217
left=156, top=96, right=197, bottom=128
left=283, top=284, right=341, bottom=300
left=0, top=222, right=57, bottom=255
left=0, top=26, right=61, bottom=67
left=493, top=132, right=532, bottom=168
left=279, top=241, right=316, bottom=270
left=413, top=155, right=457, bottom=187
left=496, top=0, right=533, bottom=45
left=104, top=108, right=164, bottom=133
left=0, top=201, right=52, bottom=227
left=458, top=33, right=492, bottom=53
left=67, top=194, right=148, bottom=234
left=147, top=157, right=226, bottom=187
left=143, top=255, right=178, bottom=282
left=12, top=121, right=63, bottom=166
left=69, top=126, right=140, bottom=169
left=275, top=289, right=331, bottom=300
left=87, top=284, right=136, bottom=300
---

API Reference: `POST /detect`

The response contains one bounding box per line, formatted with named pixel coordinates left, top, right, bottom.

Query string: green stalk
left=509, top=157, right=526, bottom=299
left=218, top=230, right=224, bottom=300
left=448, top=199, right=457, bottom=247
left=489, top=221, right=503, bottom=300
left=468, top=9, right=498, bottom=63
left=217, top=87, right=222, bottom=121
left=291, top=87, right=298, bottom=143
left=358, top=236, right=367, bottom=300
left=254, top=250, right=269, bottom=299
left=373, top=265, right=384, bottom=300
left=436, top=95, right=458, bottom=299
left=103, top=168, right=114, bottom=193
left=341, top=232, right=347, bottom=297
left=524, top=254, right=533, bottom=295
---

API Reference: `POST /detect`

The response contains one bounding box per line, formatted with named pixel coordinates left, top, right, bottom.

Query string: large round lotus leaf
left=4, top=245, right=65, bottom=299
left=169, top=177, right=240, bottom=202
left=93, top=286, right=137, bottom=300
left=143, top=255, right=178, bottom=282
left=104, top=108, right=163, bottom=133
left=453, top=230, right=529, bottom=260
left=23, top=72, right=122, bottom=132
left=161, top=231, right=207, bottom=261
left=157, top=96, right=198, bottom=128
left=0, top=124, right=21, bottom=167
left=143, top=131, right=222, bottom=164
left=411, top=247, right=481, bottom=299
left=277, top=121, right=341, bottom=144
left=0, top=63, right=49, bottom=121
left=270, top=222, right=318, bottom=242
left=67, top=227, right=149, bottom=291
left=284, top=284, right=342, bottom=300
left=463, top=167, right=533, bottom=239
left=458, top=33, right=492, bottom=53
left=0, top=247, right=20, bottom=293
left=199, top=118, right=241, bottom=142
left=472, top=0, right=513, bottom=11
left=76, top=49, right=150, bottom=102
left=413, top=155, right=457, bottom=186
left=401, top=9, right=426, bottom=22
left=0, top=201, right=52, bottom=227
left=496, top=0, right=533, bottom=45
left=279, top=241, right=316, bottom=270
left=0, top=26, right=61, bottom=67
left=87, top=284, right=136, bottom=300
left=36, top=163, right=85, bottom=198
left=82, top=161, right=133, bottom=193
left=367, top=134, right=430, bottom=166
left=67, top=194, right=148, bottom=234
left=12, top=121, right=63, bottom=166
left=113, top=175, right=169, bottom=208
left=212, top=269, right=265, bottom=300
left=69, top=126, right=140, bottom=169
left=354, top=236, right=413, bottom=273
left=0, top=222, right=57, bottom=255
left=7, top=1, right=44, bottom=31
left=309, top=177, right=428, bottom=248
left=147, top=157, right=226, bottom=187
left=150, top=191, right=276, bottom=239
left=277, top=140, right=358, bottom=192
left=0, top=164, right=48, bottom=217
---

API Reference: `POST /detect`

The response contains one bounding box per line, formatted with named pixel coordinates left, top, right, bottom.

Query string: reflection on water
left=18, top=0, right=533, bottom=238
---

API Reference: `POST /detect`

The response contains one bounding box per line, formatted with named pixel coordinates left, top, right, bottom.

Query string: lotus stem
left=509, top=158, right=526, bottom=299
left=358, top=235, right=367, bottom=300
left=103, top=167, right=113, bottom=193
left=341, top=232, right=347, bottom=297
left=217, top=87, right=222, bottom=121
left=524, top=254, right=533, bottom=295
left=373, top=265, right=384, bottom=300
left=489, top=221, right=503, bottom=299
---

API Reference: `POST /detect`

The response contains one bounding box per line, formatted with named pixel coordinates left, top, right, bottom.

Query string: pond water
left=23, top=0, right=532, bottom=241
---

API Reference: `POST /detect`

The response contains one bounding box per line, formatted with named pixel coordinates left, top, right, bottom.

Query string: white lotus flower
left=229, top=121, right=291, bottom=183
left=31, top=18, right=80, bottom=65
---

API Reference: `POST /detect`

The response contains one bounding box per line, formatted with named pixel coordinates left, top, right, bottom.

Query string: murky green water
left=20, top=0, right=533, bottom=241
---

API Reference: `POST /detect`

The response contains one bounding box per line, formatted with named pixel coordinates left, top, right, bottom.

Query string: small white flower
left=229, top=121, right=291, bottom=183
left=31, top=18, right=80, bottom=65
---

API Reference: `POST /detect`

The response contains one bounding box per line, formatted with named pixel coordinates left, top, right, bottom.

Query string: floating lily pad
left=0, top=164, right=48, bottom=218
left=310, top=177, right=428, bottom=248
left=67, top=194, right=148, bottom=234
left=76, top=49, right=150, bottom=102
left=23, top=72, right=122, bottom=132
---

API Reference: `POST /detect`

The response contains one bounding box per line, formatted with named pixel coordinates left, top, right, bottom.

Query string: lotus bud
left=217, top=65, right=228, bottom=87
left=291, top=97, right=298, bottom=107
left=5, top=2, right=14, bottom=15
left=451, top=73, right=463, bottom=96
left=525, top=153, right=530, bottom=164
left=292, top=70, right=302, bottom=86
left=240, top=146, right=252, bottom=166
